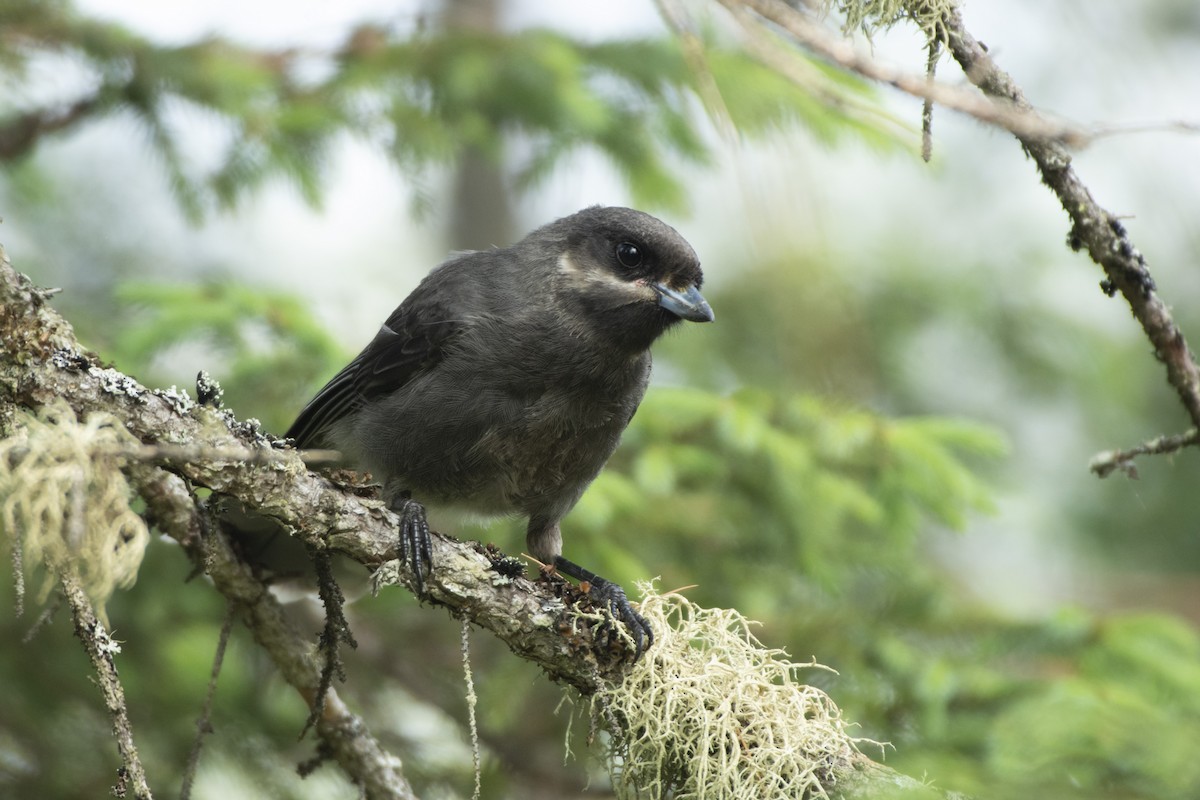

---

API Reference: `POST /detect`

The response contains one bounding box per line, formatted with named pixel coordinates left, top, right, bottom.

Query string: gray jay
left=286, top=206, right=712, bottom=655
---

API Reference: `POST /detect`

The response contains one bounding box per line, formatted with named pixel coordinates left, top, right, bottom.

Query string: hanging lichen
left=824, top=0, right=957, bottom=47
left=1, top=402, right=149, bottom=622
left=595, top=587, right=867, bottom=799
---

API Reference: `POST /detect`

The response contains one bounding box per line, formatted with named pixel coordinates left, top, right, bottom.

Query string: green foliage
left=983, top=615, right=1200, bottom=799
left=573, top=387, right=1005, bottom=592
left=3, top=2, right=1198, bottom=798
left=0, top=0, right=902, bottom=217
left=110, top=281, right=346, bottom=433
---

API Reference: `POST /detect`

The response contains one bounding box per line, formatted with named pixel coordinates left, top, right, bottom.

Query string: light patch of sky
left=71, top=0, right=668, bottom=341
left=78, top=0, right=420, bottom=47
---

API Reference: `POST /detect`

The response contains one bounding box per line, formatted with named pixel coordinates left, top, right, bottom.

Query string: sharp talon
left=551, top=555, right=653, bottom=659
left=589, top=581, right=652, bottom=660
left=393, top=497, right=433, bottom=596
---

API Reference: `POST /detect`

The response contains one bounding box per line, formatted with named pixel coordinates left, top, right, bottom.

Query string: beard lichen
left=1, top=402, right=149, bottom=622
left=594, top=586, right=862, bottom=799
left=823, top=0, right=957, bottom=46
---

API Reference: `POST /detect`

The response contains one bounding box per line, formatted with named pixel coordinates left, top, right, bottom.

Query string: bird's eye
left=615, top=242, right=643, bottom=269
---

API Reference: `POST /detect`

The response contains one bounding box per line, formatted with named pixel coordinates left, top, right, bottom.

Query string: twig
left=1090, top=429, right=1200, bottom=479
left=131, top=466, right=420, bottom=800
left=302, top=546, right=358, bottom=740
left=655, top=0, right=738, bottom=139
left=10, top=517, right=24, bottom=616
left=938, top=8, right=1200, bottom=434
left=22, top=593, right=61, bottom=643
left=61, top=469, right=154, bottom=799
left=717, top=0, right=1200, bottom=460
left=716, top=2, right=914, bottom=133
left=921, top=34, right=941, bottom=162
left=723, top=0, right=1091, bottom=145
left=62, top=570, right=155, bottom=799
left=180, top=599, right=237, bottom=800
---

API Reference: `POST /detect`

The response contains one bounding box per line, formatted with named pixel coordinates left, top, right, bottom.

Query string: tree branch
left=59, top=566, right=154, bottom=799
left=938, top=8, right=1200, bottom=432
left=718, top=0, right=1200, bottom=456
left=0, top=246, right=633, bottom=690
left=1089, top=428, right=1200, bottom=479
left=131, top=465, right=420, bottom=800
left=722, top=0, right=1088, bottom=145
left=1, top=246, right=961, bottom=798
left=0, top=93, right=104, bottom=161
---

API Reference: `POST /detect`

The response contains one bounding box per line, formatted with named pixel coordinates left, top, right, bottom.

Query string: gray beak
left=654, top=282, right=714, bottom=323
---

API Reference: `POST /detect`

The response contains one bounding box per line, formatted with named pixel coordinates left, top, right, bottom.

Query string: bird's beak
left=654, top=282, right=714, bottom=323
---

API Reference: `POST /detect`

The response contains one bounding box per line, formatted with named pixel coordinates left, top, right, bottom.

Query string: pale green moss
left=824, top=0, right=957, bottom=45
left=1, top=403, right=149, bottom=622
left=596, top=587, right=863, bottom=799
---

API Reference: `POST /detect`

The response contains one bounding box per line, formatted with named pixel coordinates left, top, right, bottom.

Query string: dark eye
left=615, top=242, right=643, bottom=269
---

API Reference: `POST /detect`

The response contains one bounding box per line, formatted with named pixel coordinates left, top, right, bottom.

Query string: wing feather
left=285, top=292, right=464, bottom=448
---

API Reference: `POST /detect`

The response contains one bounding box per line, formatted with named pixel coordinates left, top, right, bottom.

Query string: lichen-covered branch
left=59, top=568, right=154, bottom=799
left=1089, top=428, right=1200, bottom=479
left=0, top=247, right=632, bottom=690
left=132, top=466, right=419, bottom=800
left=722, top=0, right=1090, bottom=145
left=1, top=247, right=960, bottom=798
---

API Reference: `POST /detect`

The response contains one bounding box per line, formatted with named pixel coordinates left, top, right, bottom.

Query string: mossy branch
left=1, top=246, right=961, bottom=798
left=131, top=466, right=419, bottom=800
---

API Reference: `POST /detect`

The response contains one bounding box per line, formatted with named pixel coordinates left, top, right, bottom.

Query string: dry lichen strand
left=0, top=402, right=149, bottom=622
left=595, top=587, right=862, bottom=799
left=825, top=0, right=957, bottom=45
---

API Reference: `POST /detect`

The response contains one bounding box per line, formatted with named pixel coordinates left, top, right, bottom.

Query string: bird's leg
left=553, top=555, right=654, bottom=660
left=388, top=490, right=433, bottom=596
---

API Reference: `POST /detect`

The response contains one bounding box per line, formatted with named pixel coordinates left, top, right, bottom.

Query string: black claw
left=392, top=496, right=433, bottom=595
left=591, top=581, right=653, bottom=660
left=553, top=555, right=653, bottom=660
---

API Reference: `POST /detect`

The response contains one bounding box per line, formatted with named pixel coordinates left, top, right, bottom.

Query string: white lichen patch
left=0, top=402, right=149, bottom=621
left=50, top=347, right=88, bottom=370
left=596, top=587, right=861, bottom=800
left=90, top=366, right=145, bottom=399
left=195, top=369, right=224, bottom=407
left=158, top=384, right=196, bottom=414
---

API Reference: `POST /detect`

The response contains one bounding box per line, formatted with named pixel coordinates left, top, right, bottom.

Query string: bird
left=285, top=206, right=713, bottom=656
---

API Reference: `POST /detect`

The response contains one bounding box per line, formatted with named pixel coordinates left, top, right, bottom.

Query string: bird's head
left=544, top=206, right=713, bottom=352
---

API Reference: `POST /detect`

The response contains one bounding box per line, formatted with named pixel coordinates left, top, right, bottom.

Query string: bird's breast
left=359, top=332, right=650, bottom=521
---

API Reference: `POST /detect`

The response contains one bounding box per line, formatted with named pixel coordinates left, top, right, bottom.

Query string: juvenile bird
left=287, top=206, right=713, bottom=655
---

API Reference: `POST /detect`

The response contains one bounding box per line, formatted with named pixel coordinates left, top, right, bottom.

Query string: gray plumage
left=287, top=206, right=712, bottom=653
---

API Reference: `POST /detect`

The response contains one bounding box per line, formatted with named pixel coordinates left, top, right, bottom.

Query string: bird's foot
left=390, top=494, right=433, bottom=595
left=553, top=556, right=653, bottom=660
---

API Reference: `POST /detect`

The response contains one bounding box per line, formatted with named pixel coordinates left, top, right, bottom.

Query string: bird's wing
left=285, top=290, right=463, bottom=449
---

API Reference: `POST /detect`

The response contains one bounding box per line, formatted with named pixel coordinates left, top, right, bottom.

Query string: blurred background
left=3, top=0, right=1200, bottom=797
